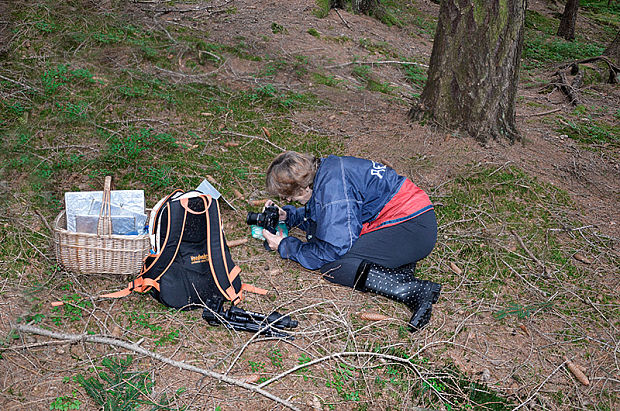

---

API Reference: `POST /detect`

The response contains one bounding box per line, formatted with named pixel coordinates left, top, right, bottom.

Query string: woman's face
left=285, top=187, right=313, bottom=205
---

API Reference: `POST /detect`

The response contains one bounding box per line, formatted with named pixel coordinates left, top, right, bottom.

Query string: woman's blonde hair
left=266, top=151, right=318, bottom=197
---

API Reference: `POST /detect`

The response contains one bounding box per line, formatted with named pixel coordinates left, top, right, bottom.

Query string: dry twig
left=221, top=130, right=285, bottom=152
left=326, top=60, right=429, bottom=70
left=511, top=229, right=547, bottom=274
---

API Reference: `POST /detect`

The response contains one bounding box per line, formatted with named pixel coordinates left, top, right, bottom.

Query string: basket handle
left=97, top=176, right=113, bottom=236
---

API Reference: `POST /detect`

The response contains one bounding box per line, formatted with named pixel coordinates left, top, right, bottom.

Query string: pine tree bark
left=409, top=0, right=527, bottom=143
left=353, top=0, right=381, bottom=14
left=330, top=0, right=382, bottom=15
left=557, top=0, right=579, bottom=41
left=603, top=30, right=620, bottom=66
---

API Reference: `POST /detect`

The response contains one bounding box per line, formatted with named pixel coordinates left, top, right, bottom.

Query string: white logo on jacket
left=370, top=161, right=386, bottom=179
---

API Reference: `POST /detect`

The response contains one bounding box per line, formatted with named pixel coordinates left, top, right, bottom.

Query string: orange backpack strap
left=241, top=283, right=268, bottom=295
left=204, top=197, right=247, bottom=303
left=99, top=276, right=161, bottom=299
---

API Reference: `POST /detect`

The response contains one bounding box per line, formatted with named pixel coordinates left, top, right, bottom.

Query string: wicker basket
left=53, top=176, right=151, bottom=275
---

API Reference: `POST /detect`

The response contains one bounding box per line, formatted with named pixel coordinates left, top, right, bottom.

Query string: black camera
left=246, top=206, right=279, bottom=234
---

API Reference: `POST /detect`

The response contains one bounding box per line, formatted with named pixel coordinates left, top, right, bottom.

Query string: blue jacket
left=277, top=155, right=407, bottom=270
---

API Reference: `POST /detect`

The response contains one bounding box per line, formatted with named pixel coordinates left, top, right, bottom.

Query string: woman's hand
left=262, top=228, right=284, bottom=251
left=264, top=200, right=287, bottom=221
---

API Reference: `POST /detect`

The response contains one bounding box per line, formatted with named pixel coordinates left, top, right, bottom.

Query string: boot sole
left=430, top=283, right=442, bottom=304
left=409, top=283, right=441, bottom=332
left=409, top=301, right=432, bottom=331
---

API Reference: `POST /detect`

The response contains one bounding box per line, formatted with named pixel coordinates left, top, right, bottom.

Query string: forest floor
left=0, top=0, right=618, bottom=410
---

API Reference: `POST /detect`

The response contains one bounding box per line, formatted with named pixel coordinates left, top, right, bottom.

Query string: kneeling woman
left=262, top=151, right=441, bottom=330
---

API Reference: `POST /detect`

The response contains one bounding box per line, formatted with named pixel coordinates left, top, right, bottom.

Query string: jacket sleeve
left=277, top=236, right=342, bottom=270
left=278, top=199, right=364, bottom=270
left=283, top=205, right=309, bottom=232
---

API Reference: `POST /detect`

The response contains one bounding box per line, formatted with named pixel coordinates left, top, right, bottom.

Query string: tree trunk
left=603, top=30, right=620, bottom=66
left=557, top=0, right=579, bottom=41
left=409, top=0, right=527, bottom=143
left=352, top=0, right=381, bottom=14
left=331, top=0, right=382, bottom=15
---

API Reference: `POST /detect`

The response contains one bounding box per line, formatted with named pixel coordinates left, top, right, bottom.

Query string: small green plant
left=20, top=312, right=45, bottom=324
left=271, top=22, right=286, bottom=34
left=56, top=101, right=89, bottom=121
left=50, top=294, right=93, bottom=325
left=556, top=118, right=619, bottom=146
left=50, top=392, right=81, bottom=410
left=258, top=59, right=288, bottom=77
left=311, top=73, right=342, bottom=87
left=248, top=84, right=308, bottom=109
left=155, top=329, right=180, bottom=346
left=324, top=35, right=351, bottom=44
left=358, top=38, right=396, bottom=57
left=325, top=363, right=361, bottom=402
left=418, top=365, right=514, bottom=410
left=523, top=34, right=604, bottom=69
left=105, top=127, right=177, bottom=168
left=366, top=78, right=396, bottom=94
left=41, top=65, right=96, bottom=94
left=295, top=354, right=313, bottom=381
left=525, top=10, right=558, bottom=35
left=248, top=360, right=265, bottom=372
left=421, top=377, right=445, bottom=394
left=128, top=311, right=161, bottom=332
left=267, top=347, right=283, bottom=368
left=312, top=0, right=330, bottom=18
left=76, top=356, right=152, bottom=410
left=139, top=166, right=173, bottom=189
left=353, top=64, right=395, bottom=93
left=117, top=85, right=147, bottom=98
left=307, top=28, right=320, bottom=38
left=293, top=55, right=310, bottom=76
left=41, top=64, right=70, bottom=94
left=92, top=31, right=123, bottom=45
left=493, top=302, right=553, bottom=320
left=403, top=64, right=427, bottom=89
left=35, top=20, right=57, bottom=33
left=352, top=64, right=371, bottom=81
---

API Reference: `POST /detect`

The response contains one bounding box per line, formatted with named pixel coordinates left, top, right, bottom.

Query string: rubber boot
left=354, top=262, right=441, bottom=331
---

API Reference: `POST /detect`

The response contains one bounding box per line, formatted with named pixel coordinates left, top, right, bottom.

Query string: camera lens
left=246, top=212, right=264, bottom=226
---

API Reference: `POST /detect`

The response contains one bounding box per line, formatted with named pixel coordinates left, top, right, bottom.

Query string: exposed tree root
left=553, top=55, right=620, bottom=105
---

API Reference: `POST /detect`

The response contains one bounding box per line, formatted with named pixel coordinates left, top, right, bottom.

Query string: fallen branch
left=334, top=8, right=351, bottom=30
left=153, top=66, right=220, bottom=79
left=15, top=324, right=300, bottom=411
left=220, top=131, right=285, bottom=152
left=227, top=238, right=248, bottom=247
left=326, top=60, right=429, bottom=70
left=513, top=360, right=567, bottom=410
left=34, top=209, right=52, bottom=233
left=517, top=108, right=561, bottom=118
left=0, top=73, right=40, bottom=92
left=510, top=229, right=547, bottom=274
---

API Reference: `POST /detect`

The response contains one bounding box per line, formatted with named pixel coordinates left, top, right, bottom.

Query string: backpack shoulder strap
left=203, top=196, right=268, bottom=303
left=101, top=194, right=188, bottom=299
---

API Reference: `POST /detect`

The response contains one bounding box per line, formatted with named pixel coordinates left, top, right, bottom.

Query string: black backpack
left=102, top=190, right=265, bottom=309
